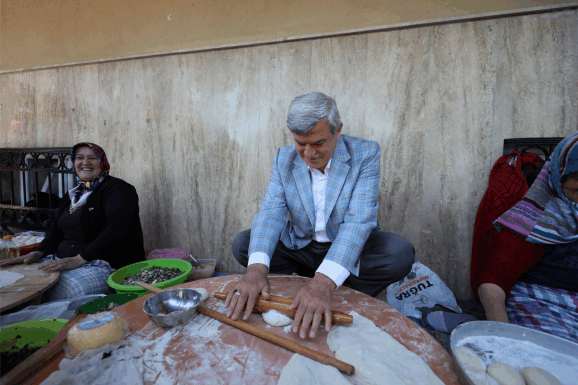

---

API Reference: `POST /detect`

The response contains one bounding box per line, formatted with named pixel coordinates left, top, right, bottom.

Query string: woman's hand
left=38, top=255, right=88, bottom=271
left=0, top=251, right=44, bottom=267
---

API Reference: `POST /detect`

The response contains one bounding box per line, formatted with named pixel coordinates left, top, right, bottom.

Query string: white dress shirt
left=248, top=158, right=351, bottom=288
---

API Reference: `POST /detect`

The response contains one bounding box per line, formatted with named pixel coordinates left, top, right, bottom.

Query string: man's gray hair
left=286, top=92, right=341, bottom=135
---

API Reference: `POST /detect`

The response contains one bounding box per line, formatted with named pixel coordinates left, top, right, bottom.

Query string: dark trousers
left=232, top=229, right=415, bottom=297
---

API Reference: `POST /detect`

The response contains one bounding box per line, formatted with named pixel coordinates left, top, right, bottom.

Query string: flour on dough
left=328, top=311, right=444, bottom=384
left=519, top=367, right=562, bottom=385
left=454, top=346, right=486, bottom=371
left=0, top=271, right=24, bottom=289
left=262, top=310, right=292, bottom=327
left=277, top=354, right=351, bottom=385
left=487, top=362, right=524, bottom=385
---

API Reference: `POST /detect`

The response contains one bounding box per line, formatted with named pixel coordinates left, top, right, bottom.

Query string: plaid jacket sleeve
left=324, top=141, right=380, bottom=276
left=248, top=148, right=289, bottom=258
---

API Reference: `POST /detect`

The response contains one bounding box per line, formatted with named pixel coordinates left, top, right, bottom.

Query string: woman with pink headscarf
left=0, top=143, right=144, bottom=301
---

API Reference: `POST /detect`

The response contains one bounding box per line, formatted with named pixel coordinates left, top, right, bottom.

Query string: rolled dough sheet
left=277, top=354, right=352, bottom=385
left=0, top=271, right=24, bottom=288
left=278, top=311, right=444, bottom=385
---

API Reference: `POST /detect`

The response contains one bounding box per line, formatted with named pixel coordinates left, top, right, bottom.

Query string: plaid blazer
left=248, top=134, right=380, bottom=276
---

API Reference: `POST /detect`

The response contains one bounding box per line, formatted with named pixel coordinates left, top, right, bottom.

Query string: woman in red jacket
left=477, top=131, right=578, bottom=344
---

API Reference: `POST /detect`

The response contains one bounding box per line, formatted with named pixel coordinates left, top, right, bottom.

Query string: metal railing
left=0, top=147, right=74, bottom=231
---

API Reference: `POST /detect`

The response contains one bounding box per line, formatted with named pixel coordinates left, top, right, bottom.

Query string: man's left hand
left=38, top=255, right=88, bottom=271
left=290, top=272, right=336, bottom=339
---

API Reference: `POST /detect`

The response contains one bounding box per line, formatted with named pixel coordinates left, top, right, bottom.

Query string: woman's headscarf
left=70, top=142, right=110, bottom=204
left=494, top=131, right=578, bottom=244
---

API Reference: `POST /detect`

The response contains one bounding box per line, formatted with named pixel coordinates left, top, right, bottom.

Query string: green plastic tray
left=74, top=293, right=140, bottom=315
left=0, top=319, right=67, bottom=352
left=107, top=259, right=192, bottom=296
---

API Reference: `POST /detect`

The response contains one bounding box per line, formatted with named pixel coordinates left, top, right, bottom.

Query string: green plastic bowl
left=107, top=259, right=192, bottom=296
left=0, top=319, right=68, bottom=352
left=74, top=293, right=140, bottom=315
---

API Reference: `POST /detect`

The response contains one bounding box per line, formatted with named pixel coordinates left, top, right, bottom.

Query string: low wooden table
left=0, top=264, right=60, bottom=313
left=28, top=275, right=459, bottom=384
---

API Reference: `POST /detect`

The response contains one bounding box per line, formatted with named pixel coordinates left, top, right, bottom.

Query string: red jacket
left=471, top=151, right=544, bottom=297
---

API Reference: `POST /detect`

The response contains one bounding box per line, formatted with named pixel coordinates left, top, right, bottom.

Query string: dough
left=519, top=367, right=562, bottom=385
left=193, top=287, right=209, bottom=302
left=326, top=311, right=444, bottom=384
left=0, top=271, right=24, bottom=288
left=463, top=367, right=500, bottom=385
left=277, top=354, right=351, bottom=385
left=41, top=340, right=144, bottom=385
left=454, top=346, right=486, bottom=371
left=487, top=362, right=524, bottom=385
left=262, top=310, right=293, bottom=327
left=67, top=312, right=129, bottom=357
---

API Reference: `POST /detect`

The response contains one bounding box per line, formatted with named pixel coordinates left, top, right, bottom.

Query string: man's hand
left=38, top=255, right=87, bottom=271
left=225, top=264, right=270, bottom=321
left=0, top=251, right=44, bottom=267
left=290, top=273, right=336, bottom=339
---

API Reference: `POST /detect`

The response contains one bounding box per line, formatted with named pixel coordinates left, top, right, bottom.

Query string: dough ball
left=487, top=362, right=524, bottom=385
left=519, top=367, right=562, bottom=385
left=262, top=310, right=293, bottom=327
left=193, top=288, right=209, bottom=302
left=67, top=312, right=129, bottom=358
left=455, top=346, right=487, bottom=371
left=464, top=366, right=500, bottom=385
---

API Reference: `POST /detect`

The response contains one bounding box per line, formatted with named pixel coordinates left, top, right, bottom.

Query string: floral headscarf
left=494, top=131, right=578, bottom=244
left=71, top=142, right=110, bottom=204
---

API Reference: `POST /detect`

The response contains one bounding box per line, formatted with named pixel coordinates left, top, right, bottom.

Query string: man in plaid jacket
left=225, top=92, right=414, bottom=339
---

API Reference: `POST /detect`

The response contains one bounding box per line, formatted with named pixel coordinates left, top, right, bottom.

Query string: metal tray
left=450, top=321, right=578, bottom=385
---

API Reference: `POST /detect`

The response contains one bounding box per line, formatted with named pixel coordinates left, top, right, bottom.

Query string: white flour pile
left=457, top=336, right=578, bottom=384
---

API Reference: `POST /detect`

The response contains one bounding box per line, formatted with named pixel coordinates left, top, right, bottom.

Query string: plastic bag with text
left=386, top=262, right=461, bottom=319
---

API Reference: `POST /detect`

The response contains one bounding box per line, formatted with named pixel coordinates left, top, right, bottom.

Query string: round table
left=0, top=264, right=60, bottom=313
left=30, top=275, right=459, bottom=384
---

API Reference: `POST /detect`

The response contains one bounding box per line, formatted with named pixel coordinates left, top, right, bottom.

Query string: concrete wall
left=1, top=9, right=577, bottom=299
left=1, top=0, right=574, bottom=71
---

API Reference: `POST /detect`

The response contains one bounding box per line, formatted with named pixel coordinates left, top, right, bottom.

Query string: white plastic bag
left=386, top=262, right=461, bottom=319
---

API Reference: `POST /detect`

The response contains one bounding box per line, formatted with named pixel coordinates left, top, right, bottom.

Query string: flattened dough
left=262, top=310, right=292, bottom=327
left=277, top=354, right=351, bottom=385
left=519, top=367, right=562, bottom=385
left=327, top=311, right=444, bottom=384
left=454, top=346, right=486, bottom=371
left=487, top=362, right=524, bottom=385
left=0, top=271, right=24, bottom=288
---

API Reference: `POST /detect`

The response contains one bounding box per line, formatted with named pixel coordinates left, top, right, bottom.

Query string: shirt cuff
left=248, top=252, right=270, bottom=271
left=316, top=260, right=350, bottom=288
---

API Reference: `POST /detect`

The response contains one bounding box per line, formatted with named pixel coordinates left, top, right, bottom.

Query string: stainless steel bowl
left=450, top=321, right=578, bottom=385
left=143, top=288, right=202, bottom=328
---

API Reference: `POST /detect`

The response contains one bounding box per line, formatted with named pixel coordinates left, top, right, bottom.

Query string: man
left=225, top=92, right=414, bottom=339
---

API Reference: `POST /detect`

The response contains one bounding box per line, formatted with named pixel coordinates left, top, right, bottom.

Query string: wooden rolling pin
left=214, top=291, right=353, bottom=324
left=198, top=306, right=354, bottom=375
left=0, top=314, right=87, bottom=385
left=143, top=285, right=355, bottom=375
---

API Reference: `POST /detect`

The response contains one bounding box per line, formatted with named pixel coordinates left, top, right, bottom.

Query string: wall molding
left=1, top=2, right=577, bottom=75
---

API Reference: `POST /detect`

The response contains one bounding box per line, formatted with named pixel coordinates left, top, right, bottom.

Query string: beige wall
left=1, top=0, right=575, bottom=71
left=1, top=8, right=577, bottom=299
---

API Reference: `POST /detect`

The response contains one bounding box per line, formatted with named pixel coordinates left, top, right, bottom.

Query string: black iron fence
left=0, top=148, right=74, bottom=231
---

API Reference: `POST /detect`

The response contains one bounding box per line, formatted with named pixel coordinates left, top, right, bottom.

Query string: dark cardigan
left=36, top=176, right=145, bottom=270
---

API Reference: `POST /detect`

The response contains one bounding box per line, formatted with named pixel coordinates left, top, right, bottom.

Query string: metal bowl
left=143, top=288, right=202, bottom=328
left=450, top=321, right=578, bottom=385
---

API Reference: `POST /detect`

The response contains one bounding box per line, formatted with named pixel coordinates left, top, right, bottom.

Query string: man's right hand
left=224, top=263, right=270, bottom=321
left=0, top=251, right=44, bottom=267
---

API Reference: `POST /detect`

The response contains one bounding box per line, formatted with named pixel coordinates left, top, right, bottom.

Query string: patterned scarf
left=71, top=142, right=110, bottom=205
left=494, top=131, right=578, bottom=244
